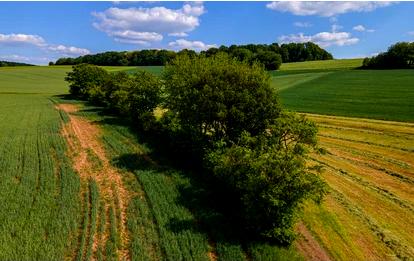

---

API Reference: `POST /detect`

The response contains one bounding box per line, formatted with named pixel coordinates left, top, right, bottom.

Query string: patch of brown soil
left=56, top=103, right=131, bottom=260
left=296, top=222, right=332, bottom=261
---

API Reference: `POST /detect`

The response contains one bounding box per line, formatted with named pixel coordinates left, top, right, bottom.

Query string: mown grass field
left=0, top=62, right=413, bottom=260
left=303, top=114, right=414, bottom=260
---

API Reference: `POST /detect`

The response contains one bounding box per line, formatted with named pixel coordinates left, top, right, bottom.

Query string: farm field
left=273, top=69, right=414, bottom=122
left=0, top=64, right=413, bottom=260
left=301, top=114, right=414, bottom=260
left=0, top=93, right=80, bottom=258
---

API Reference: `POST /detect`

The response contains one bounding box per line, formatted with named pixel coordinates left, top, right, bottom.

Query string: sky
left=0, top=1, right=413, bottom=65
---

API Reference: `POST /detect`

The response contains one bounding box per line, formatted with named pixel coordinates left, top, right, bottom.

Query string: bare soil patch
left=296, top=222, right=332, bottom=261
left=56, top=103, right=131, bottom=260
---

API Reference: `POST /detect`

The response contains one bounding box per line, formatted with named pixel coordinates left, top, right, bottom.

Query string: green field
left=279, top=58, right=363, bottom=71
left=271, top=61, right=414, bottom=122
left=0, top=62, right=413, bottom=260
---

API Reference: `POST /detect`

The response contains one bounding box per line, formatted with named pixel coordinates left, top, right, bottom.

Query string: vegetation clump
left=362, top=42, right=414, bottom=69
left=65, top=54, right=327, bottom=245
left=55, top=42, right=333, bottom=71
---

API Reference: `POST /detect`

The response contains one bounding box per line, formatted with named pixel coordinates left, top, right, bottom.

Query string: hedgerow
left=65, top=54, right=326, bottom=244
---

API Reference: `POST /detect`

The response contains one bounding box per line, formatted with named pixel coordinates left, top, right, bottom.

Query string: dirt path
left=56, top=103, right=130, bottom=260
left=296, top=222, right=332, bottom=261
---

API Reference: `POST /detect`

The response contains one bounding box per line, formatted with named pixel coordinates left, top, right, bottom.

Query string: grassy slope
left=279, top=58, right=363, bottom=71
left=271, top=59, right=414, bottom=122
left=0, top=67, right=81, bottom=259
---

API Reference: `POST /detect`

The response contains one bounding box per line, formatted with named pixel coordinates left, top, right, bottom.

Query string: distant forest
left=53, top=42, right=333, bottom=70
left=0, top=61, right=34, bottom=67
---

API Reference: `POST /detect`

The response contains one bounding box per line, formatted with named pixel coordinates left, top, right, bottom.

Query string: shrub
left=163, top=53, right=281, bottom=146
left=254, top=51, right=282, bottom=70
left=207, top=112, right=326, bottom=244
left=111, top=71, right=162, bottom=125
left=65, top=64, right=109, bottom=98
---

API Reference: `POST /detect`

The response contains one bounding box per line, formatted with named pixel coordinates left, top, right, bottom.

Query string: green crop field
left=0, top=68, right=81, bottom=259
left=270, top=59, right=414, bottom=122
left=1, top=62, right=413, bottom=260
left=279, top=58, right=363, bottom=71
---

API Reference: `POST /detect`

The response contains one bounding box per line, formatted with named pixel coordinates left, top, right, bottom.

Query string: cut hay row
left=299, top=114, right=414, bottom=260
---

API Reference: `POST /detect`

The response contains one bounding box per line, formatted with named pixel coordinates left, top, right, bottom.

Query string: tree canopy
left=54, top=42, right=333, bottom=70
left=362, top=42, right=414, bottom=69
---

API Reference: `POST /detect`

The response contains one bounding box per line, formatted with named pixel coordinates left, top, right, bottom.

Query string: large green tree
left=163, top=54, right=326, bottom=243
left=163, top=53, right=281, bottom=144
left=65, top=64, right=109, bottom=98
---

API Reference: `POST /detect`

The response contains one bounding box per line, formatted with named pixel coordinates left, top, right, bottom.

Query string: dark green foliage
left=65, top=64, right=109, bottom=97
left=279, top=42, right=333, bottom=62
left=163, top=53, right=281, bottom=144
left=54, top=42, right=333, bottom=70
left=65, top=65, right=162, bottom=126
left=362, top=42, right=414, bottom=69
left=110, top=71, right=162, bottom=123
left=0, top=60, right=34, bottom=66
left=207, top=113, right=326, bottom=244
left=254, top=51, right=282, bottom=70
left=162, top=54, right=325, bottom=243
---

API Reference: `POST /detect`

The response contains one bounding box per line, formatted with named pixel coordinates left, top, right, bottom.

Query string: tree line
left=362, top=42, right=414, bottom=69
left=65, top=54, right=326, bottom=244
left=0, top=61, right=34, bottom=67
left=54, top=42, right=333, bottom=70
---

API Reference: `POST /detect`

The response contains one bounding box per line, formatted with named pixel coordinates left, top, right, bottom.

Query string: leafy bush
left=163, top=54, right=326, bottom=243
left=65, top=64, right=109, bottom=98
left=207, top=112, right=326, bottom=244
left=163, top=53, right=281, bottom=146
left=362, top=42, right=414, bottom=69
left=111, top=71, right=162, bottom=124
left=254, top=51, right=282, bottom=70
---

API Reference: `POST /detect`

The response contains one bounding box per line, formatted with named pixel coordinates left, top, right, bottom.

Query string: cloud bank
left=93, top=2, right=205, bottom=45
left=267, top=1, right=394, bottom=17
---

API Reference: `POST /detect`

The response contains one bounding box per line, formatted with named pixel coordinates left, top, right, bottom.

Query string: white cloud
left=0, top=32, right=90, bottom=59
left=293, top=22, right=312, bottom=28
left=353, top=25, right=366, bottom=32
left=266, top=1, right=394, bottom=17
left=92, top=3, right=205, bottom=45
left=182, top=3, right=205, bottom=16
left=0, top=54, right=50, bottom=64
left=0, top=54, right=31, bottom=62
left=168, top=32, right=189, bottom=37
left=168, top=39, right=216, bottom=51
left=46, top=45, right=91, bottom=56
left=109, top=30, right=163, bottom=45
left=279, top=31, right=359, bottom=47
left=353, top=24, right=375, bottom=32
left=0, top=33, right=45, bottom=46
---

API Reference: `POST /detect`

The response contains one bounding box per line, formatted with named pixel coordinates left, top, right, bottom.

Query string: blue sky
left=0, top=1, right=413, bottom=64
